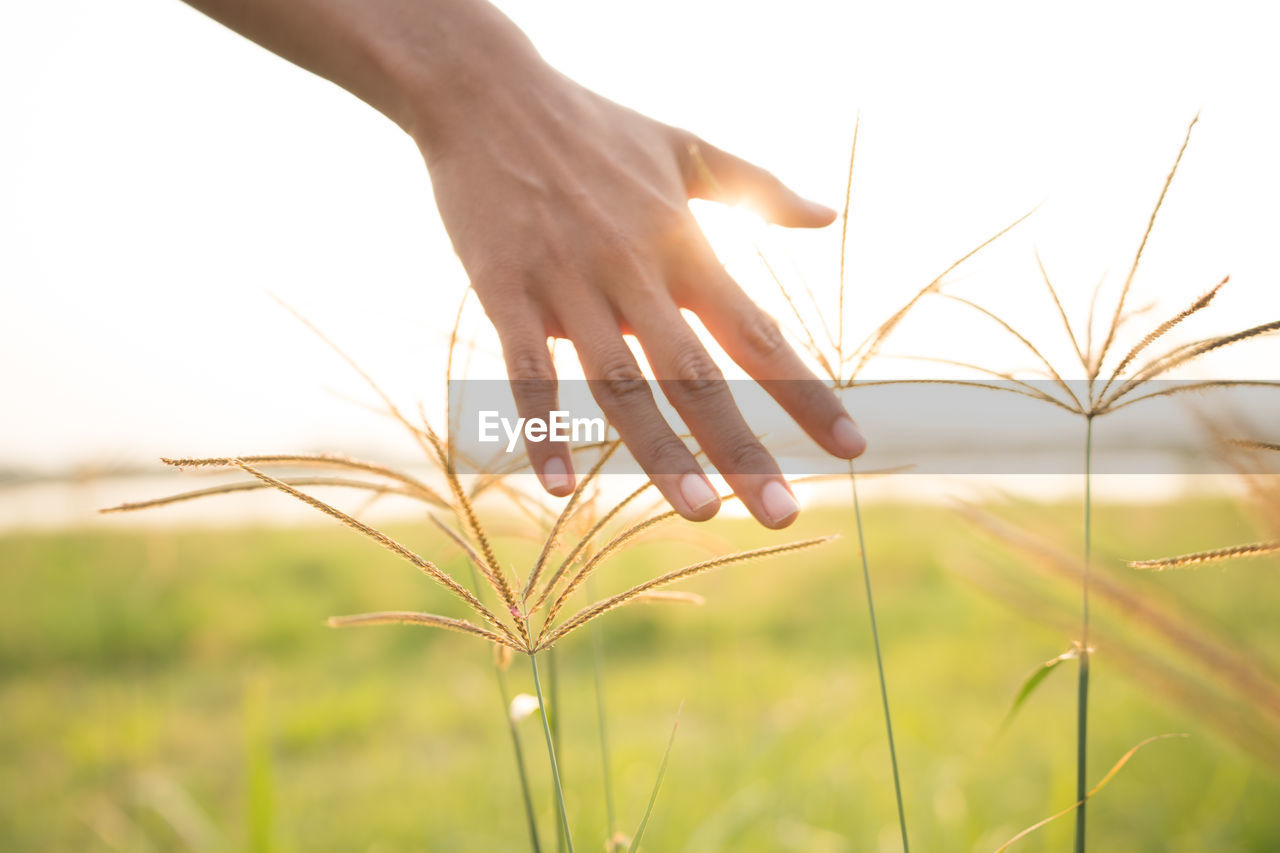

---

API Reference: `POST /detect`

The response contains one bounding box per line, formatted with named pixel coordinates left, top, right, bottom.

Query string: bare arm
left=182, top=0, right=866, bottom=528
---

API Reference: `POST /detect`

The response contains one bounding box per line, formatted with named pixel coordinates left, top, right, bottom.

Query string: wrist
left=373, top=0, right=555, bottom=153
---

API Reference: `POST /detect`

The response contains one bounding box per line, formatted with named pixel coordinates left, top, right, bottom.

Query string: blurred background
left=3, top=0, right=1280, bottom=850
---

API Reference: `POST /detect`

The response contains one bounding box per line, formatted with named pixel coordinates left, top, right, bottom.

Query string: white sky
left=3, top=0, right=1279, bottom=473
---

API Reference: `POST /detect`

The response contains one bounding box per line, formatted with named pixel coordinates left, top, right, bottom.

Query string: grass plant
left=106, top=309, right=834, bottom=850
left=907, top=117, right=1279, bottom=849
left=699, top=122, right=1035, bottom=851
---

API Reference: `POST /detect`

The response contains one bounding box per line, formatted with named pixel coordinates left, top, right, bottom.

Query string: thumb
left=685, top=138, right=837, bottom=228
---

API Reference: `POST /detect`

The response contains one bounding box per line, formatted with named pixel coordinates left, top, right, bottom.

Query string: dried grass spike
left=445, top=286, right=473, bottom=440
left=837, top=116, right=860, bottom=359
left=634, top=591, right=706, bottom=606
left=428, top=515, right=490, bottom=577
left=1101, top=379, right=1280, bottom=414
left=534, top=479, right=655, bottom=610
left=421, top=422, right=528, bottom=645
left=538, top=509, right=682, bottom=627
left=539, top=536, right=835, bottom=649
left=848, top=377, right=1081, bottom=415
left=1130, top=540, right=1280, bottom=570
left=160, top=453, right=445, bottom=506
left=1111, top=320, right=1280, bottom=405
left=849, top=206, right=1036, bottom=378
left=923, top=296, right=1081, bottom=408
left=232, top=460, right=520, bottom=646
left=523, top=439, right=622, bottom=599
left=1105, top=275, right=1229, bottom=392
left=880, top=354, right=1082, bottom=413
left=1035, top=250, right=1087, bottom=372
left=1084, top=272, right=1107, bottom=377
left=99, top=476, right=422, bottom=514
left=326, top=610, right=523, bottom=651
left=272, top=299, right=452, bottom=478
left=1231, top=440, right=1280, bottom=454
left=1094, top=115, right=1199, bottom=374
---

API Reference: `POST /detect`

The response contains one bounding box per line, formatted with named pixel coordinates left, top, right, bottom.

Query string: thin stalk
left=548, top=648, right=565, bottom=853
left=589, top=604, right=617, bottom=835
left=496, top=664, right=545, bottom=853
left=1075, top=416, right=1095, bottom=853
left=463, top=562, right=542, bottom=853
left=849, top=463, right=909, bottom=852
left=531, top=651, right=575, bottom=853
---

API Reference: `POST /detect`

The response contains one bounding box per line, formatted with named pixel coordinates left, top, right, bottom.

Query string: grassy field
left=2, top=497, right=1278, bottom=852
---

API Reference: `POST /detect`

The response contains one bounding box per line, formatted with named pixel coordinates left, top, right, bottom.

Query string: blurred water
left=0, top=468, right=1248, bottom=531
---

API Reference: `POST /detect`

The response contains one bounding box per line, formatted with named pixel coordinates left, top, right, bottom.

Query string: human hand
left=417, top=54, right=865, bottom=528
left=177, top=0, right=865, bottom=527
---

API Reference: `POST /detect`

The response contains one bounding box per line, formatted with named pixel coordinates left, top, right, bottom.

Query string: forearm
left=178, top=0, right=857, bottom=528
left=180, top=0, right=548, bottom=146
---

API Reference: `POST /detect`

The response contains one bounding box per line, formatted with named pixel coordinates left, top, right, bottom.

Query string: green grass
left=2, top=498, right=1278, bottom=851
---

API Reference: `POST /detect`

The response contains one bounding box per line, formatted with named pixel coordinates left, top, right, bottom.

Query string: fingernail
left=831, top=415, right=867, bottom=458
left=679, top=473, right=719, bottom=513
left=761, top=480, right=800, bottom=525
left=540, top=457, right=572, bottom=494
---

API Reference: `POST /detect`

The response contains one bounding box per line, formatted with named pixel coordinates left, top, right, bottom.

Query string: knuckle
left=668, top=345, right=724, bottom=396
left=507, top=349, right=555, bottom=383
left=641, top=433, right=692, bottom=474
left=759, top=167, right=785, bottom=191
left=725, top=439, right=772, bottom=475
left=594, top=361, right=652, bottom=407
left=741, top=311, right=788, bottom=359
left=588, top=223, right=638, bottom=263
left=796, top=379, right=838, bottom=413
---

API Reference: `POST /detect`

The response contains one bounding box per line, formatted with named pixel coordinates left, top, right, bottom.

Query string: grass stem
left=548, top=648, right=565, bottom=853
left=531, top=651, right=575, bottom=853
left=849, top=463, right=909, bottom=852
left=589, top=605, right=617, bottom=835
left=496, top=663, right=544, bottom=853
left=463, top=561, right=542, bottom=853
left=1075, top=416, right=1095, bottom=852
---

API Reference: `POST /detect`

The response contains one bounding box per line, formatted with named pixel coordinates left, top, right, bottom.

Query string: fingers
left=618, top=289, right=805, bottom=529
left=557, top=296, right=722, bottom=522
left=684, top=137, right=837, bottom=228
left=487, top=292, right=576, bottom=497
left=682, top=258, right=867, bottom=462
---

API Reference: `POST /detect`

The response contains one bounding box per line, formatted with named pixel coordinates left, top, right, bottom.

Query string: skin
left=180, top=0, right=866, bottom=528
